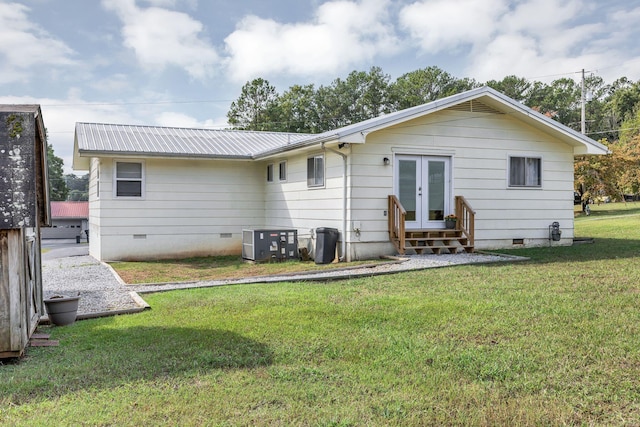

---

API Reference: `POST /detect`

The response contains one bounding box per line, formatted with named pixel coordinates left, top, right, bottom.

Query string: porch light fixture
left=383, top=157, right=390, bottom=166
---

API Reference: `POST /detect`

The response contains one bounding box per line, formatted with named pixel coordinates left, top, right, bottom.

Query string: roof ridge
left=75, top=122, right=313, bottom=136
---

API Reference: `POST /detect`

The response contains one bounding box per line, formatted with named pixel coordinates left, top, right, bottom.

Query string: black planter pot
left=445, top=219, right=456, bottom=229
left=44, top=295, right=80, bottom=326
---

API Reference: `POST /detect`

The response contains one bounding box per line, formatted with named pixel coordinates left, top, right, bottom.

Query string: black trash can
left=315, top=227, right=339, bottom=264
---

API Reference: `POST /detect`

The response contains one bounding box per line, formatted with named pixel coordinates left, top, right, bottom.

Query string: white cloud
left=399, top=0, right=509, bottom=52
left=102, top=0, right=219, bottom=79
left=154, top=111, right=225, bottom=129
left=399, top=0, right=640, bottom=83
left=0, top=2, right=76, bottom=84
left=224, top=0, right=399, bottom=82
left=0, top=93, right=145, bottom=173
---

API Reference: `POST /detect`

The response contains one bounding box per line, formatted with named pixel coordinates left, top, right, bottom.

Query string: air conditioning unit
left=242, top=229, right=298, bottom=262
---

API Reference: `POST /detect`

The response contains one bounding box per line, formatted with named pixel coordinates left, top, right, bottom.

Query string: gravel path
left=129, top=252, right=526, bottom=293
left=42, top=256, right=141, bottom=315
left=43, top=253, right=526, bottom=317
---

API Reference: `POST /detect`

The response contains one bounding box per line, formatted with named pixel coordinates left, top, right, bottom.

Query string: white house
left=72, top=87, right=608, bottom=262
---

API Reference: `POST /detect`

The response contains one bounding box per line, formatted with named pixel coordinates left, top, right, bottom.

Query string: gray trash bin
left=315, top=227, right=339, bottom=264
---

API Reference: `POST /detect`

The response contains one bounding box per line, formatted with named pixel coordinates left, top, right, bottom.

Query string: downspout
left=322, top=142, right=348, bottom=261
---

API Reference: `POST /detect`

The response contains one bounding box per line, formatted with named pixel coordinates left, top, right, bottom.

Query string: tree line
left=47, top=65, right=640, bottom=202
left=47, top=141, right=88, bottom=202
left=227, top=66, right=640, bottom=201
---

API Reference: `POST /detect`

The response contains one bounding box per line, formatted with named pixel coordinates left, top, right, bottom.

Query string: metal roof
left=50, top=201, right=88, bottom=218
left=75, top=123, right=312, bottom=158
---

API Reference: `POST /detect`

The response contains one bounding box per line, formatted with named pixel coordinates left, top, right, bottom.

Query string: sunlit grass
left=2, top=202, right=639, bottom=425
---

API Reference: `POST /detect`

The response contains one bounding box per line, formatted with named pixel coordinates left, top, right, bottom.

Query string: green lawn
left=2, top=202, right=640, bottom=425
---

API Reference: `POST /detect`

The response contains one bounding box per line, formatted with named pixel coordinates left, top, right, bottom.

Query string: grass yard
left=2, top=202, right=640, bottom=425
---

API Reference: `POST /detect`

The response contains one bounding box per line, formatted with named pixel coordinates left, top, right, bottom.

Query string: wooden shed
left=0, top=105, right=50, bottom=358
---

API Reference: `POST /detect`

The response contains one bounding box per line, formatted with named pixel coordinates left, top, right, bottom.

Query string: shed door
left=395, top=155, right=451, bottom=229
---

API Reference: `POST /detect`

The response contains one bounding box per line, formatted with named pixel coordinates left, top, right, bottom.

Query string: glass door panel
left=426, top=159, right=446, bottom=226
left=398, top=159, right=418, bottom=223
left=396, top=155, right=451, bottom=229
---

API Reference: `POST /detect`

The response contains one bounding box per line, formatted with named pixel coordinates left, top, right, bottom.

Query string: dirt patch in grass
left=110, top=255, right=395, bottom=285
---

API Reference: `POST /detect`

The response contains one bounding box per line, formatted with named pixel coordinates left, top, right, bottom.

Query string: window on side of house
left=279, top=161, right=287, bottom=182
left=95, top=160, right=100, bottom=199
left=114, top=161, right=144, bottom=198
left=267, top=163, right=274, bottom=182
left=307, top=154, right=324, bottom=187
left=509, top=156, right=541, bottom=187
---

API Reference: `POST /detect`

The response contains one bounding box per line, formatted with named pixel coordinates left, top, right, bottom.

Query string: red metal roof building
left=50, top=201, right=89, bottom=219
left=42, top=201, right=88, bottom=239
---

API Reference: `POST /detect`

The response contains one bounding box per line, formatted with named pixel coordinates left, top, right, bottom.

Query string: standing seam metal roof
left=75, top=123, right=312, bottom=158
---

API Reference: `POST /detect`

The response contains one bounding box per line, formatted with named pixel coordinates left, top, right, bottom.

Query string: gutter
left=322, top=142, right=348, bottom=262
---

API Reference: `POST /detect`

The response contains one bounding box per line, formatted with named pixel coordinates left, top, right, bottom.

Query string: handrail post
left=388, top=195, right=407, bottom=254
left=455, top=195, right=475, bottom=250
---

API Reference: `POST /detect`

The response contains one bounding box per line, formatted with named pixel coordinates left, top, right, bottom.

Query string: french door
left=395, top=155, right=451, bottom=229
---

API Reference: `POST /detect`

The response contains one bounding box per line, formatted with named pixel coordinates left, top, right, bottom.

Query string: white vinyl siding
left=95, top=158, right=264, bottom=261
left=264, top=152, right=343, bottom=246
left=347, top=108, right=575, bottom=255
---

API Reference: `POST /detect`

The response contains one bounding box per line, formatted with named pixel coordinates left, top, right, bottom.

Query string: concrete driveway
left=41, top=239, right=89, bottom=260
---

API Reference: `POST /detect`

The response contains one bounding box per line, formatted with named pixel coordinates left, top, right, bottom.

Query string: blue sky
left=2, top=0, right=639, bottom=173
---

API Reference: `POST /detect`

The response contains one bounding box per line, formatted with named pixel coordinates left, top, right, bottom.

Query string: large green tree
left=486, top=75, right=532, bottom=102
left=525, top=78, right=582, bottom=129
left=227, top=78, right=280, bottom=131
left=313, top=66, right=392, bottom=131
left=47, top=142, right=68, bottom=201
left=275, top=84, right=317, bottom=133
left=65, top=173, right=89, bottom=201
left=389, top=66, right=478, bottom=110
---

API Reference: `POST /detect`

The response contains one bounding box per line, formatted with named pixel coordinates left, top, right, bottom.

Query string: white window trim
left=507, top=154, right=543, bottom=189
left=279, top=160, right=287, bottom=182
left=307, top=154, right=325, bottom=188
left=113, top=159, right=146, bottom=199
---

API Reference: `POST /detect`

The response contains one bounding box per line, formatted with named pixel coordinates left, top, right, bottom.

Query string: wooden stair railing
left=455, top=195, right=475, bottom=249
left=388, top=195, right=476, bottom=255
left=388, top=195, right=406, bottom=254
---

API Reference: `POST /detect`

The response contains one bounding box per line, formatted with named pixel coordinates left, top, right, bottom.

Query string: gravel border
left=43, top=252, right=527, bottom=318
left=129, top=252, right=527, bottom=293
left=42, top=256, right=144, bottom=317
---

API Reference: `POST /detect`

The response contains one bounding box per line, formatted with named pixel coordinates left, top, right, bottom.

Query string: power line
left=42, top=99, right=234, bottom=107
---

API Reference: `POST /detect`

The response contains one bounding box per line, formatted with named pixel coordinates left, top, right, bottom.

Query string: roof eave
left=75, top=149, right=254, bottom=162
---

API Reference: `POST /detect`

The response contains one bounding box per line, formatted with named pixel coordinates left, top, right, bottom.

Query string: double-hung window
left=115, top=161, right=144, bottom=198
left=509, top=156, right=541, bottom=187
left=307, top=154, right=324, bottom=187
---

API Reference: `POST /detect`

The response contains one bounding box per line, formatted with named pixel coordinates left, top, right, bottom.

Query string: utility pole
left=581, top=69, right=586, bottom=134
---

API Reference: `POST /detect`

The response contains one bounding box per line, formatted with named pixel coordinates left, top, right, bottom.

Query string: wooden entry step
left=404, top=229, right=474, bottom=255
